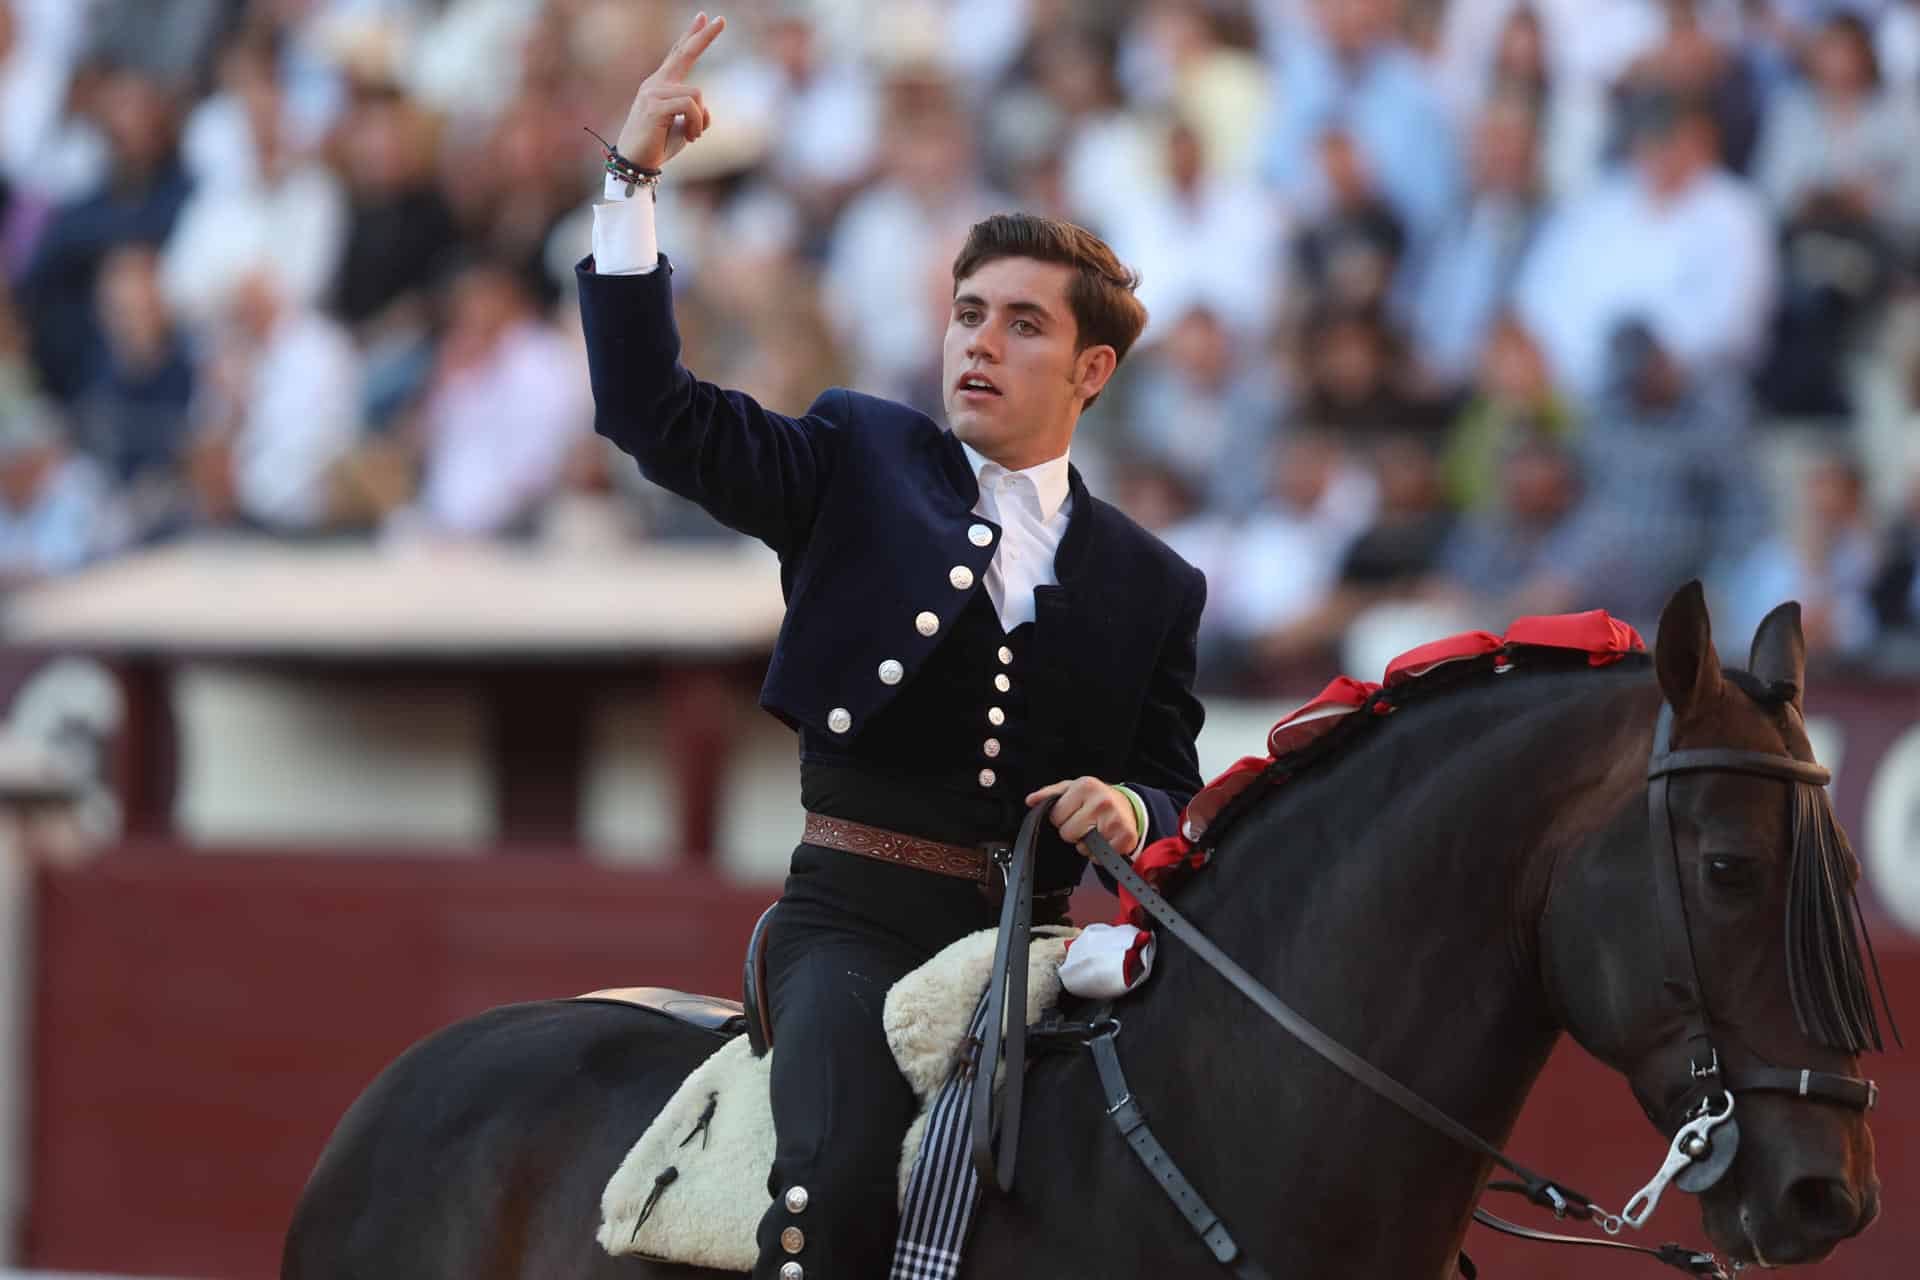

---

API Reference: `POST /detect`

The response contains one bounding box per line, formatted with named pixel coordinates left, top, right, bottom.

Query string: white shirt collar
left=959, top=440, right=1072, bottom=521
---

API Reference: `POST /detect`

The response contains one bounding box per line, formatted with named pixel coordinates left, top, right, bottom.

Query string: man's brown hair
left=951, top=213, right=1148, bottom=408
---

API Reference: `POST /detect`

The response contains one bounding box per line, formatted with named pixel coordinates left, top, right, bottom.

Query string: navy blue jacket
left=575, top=256, right=1207, bottom=846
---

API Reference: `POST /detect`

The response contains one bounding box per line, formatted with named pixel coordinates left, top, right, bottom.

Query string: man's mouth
left=956, top=372, right=1001, bottom=398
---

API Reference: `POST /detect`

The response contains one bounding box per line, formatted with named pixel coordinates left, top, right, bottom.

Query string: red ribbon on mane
left=1117, top=610, right=1645, bottom=925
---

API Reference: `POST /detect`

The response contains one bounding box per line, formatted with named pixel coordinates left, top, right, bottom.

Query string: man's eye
left=1013, top=320, right=1036, bottom=335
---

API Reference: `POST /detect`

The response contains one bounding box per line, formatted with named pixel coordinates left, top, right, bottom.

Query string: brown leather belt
left=804, top=811, right=1001, bottom=881
left=802, top=813, right=1075, bottom=912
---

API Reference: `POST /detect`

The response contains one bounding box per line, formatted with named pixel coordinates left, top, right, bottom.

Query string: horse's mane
left=1197, top=650, right=1659, bottom=864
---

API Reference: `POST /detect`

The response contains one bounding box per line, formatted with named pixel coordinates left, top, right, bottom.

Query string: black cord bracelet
left=584, top=125, right=662, bottom=199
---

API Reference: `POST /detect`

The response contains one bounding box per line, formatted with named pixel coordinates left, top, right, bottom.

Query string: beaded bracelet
left=585, top=126, right=661, bottom=200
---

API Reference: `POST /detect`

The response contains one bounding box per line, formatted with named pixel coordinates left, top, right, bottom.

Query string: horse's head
left=1542, top=582, right=1884, bottom=1266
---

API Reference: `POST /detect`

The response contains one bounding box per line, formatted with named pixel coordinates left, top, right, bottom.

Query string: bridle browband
left=974, top=699, right=1882, bottom=1280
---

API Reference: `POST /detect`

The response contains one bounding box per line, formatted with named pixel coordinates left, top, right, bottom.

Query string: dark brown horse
left=283, top=586, right=1885, bottom=1277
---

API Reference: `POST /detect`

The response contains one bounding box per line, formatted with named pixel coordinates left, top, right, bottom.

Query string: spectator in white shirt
left=1406, top=89, right=1546, bottom=389
left=160, top=33, right=347, bottom=335
left=1512, top=87, right=1776, bottom=404
left=823, top=71, right=1005, bottom=402
left=1165, top=429, right=1380, bottom=687
left=0, top=0, right=104, bottom=202
left=1102, top=116, right=1287, bottom=345
left=388, top=260, right=590, bottom=539
left=704, top=8, right=879, bottom=218
left=189, top=268, right=362, bottom=533
left=1753, top=12, right=1920, bottom=239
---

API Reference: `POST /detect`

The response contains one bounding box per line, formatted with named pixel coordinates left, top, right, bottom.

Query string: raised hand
left=615, top=10, right=727, bottom=170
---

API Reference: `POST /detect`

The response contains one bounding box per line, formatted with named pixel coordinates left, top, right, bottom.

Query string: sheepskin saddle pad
left=598, top=925, right=1076, bottom=1270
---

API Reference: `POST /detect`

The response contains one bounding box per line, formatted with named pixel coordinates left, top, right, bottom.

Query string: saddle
left=577, top=900, right=779, bottom=1054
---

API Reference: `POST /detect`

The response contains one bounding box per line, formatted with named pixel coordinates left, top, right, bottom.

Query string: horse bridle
left=977, top=701, right=1881, bottom=1280
left=1632, top=703, right=1879, bottom=1219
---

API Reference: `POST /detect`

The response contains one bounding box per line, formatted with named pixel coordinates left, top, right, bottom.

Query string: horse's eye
left=1705, top=854, right=1761, bottom=892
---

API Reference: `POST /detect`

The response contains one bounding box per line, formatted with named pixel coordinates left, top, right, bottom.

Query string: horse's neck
left=1088, top=676, right=1657, bottom=1273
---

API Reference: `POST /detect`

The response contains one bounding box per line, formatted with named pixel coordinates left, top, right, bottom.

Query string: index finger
left=665, top=11, right=727, bottom=78
left=1025, top=780, right=1074, bottom=806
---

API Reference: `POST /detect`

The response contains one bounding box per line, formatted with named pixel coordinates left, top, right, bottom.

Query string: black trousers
left=753, top=843, right=1000, bottom=1279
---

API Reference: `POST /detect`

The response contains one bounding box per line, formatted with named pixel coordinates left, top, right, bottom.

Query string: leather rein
left=971, top=703, right=1879, bottom=1280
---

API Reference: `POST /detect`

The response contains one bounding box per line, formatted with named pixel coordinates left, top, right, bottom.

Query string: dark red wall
left=22, top=852, right=1920, bottom=1278
left=23, top=852, right=776, bottom=1277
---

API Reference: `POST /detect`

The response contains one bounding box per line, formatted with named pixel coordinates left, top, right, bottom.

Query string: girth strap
left=1088, top=1028, right=1272, bottom=1280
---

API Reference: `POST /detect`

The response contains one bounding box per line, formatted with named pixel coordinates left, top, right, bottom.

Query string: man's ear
left=1075, top=344, right=1118, bottom=403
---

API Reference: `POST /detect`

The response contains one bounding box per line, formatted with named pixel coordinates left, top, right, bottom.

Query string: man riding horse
left=578, top=13, right=1207, bottom=1277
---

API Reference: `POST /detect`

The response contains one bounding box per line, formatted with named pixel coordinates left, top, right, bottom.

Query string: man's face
left=943, top=257, right=1102, bottom=466
left=1634, top=114, right=1715, bottom=194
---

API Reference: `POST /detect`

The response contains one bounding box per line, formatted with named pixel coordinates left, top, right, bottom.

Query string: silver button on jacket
left=916, top=611, right=939, bottom=636
left=878, top=659, right=904, bottom=685
left=827, top=707, right=852, bottom=734
left=949, top=565, right=974, bottom=590
left=968, top=523, right=993, bottom=546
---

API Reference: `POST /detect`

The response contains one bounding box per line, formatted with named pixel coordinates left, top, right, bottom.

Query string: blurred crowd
left=6, top=0, right=1920, bottom=690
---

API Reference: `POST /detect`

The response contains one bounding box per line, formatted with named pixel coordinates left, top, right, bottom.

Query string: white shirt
left=1102, top=175, right=1286, bottom=343
left=160, top=163, right=348, bottom=332
left=590, top=185, right=1073, bottom=630
left=411, top=321, right=592, bottom=536
left=234, top=309, right=362, bottom=530
left=959, top=442, right=1072, bottom=631
left=1512, top=167, right=1776, bottom=402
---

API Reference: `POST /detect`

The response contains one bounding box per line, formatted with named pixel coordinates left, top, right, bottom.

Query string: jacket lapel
left=932, top=427, right=982, bottom=514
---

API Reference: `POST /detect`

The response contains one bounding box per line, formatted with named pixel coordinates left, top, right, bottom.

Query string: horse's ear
left=1655, top=580, right=1722, bottom=716
left=1748, top=601, right=1807, bottom=707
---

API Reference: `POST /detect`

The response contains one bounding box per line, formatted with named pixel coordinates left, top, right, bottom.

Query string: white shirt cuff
left=591, top=173, right=660, bottom=275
